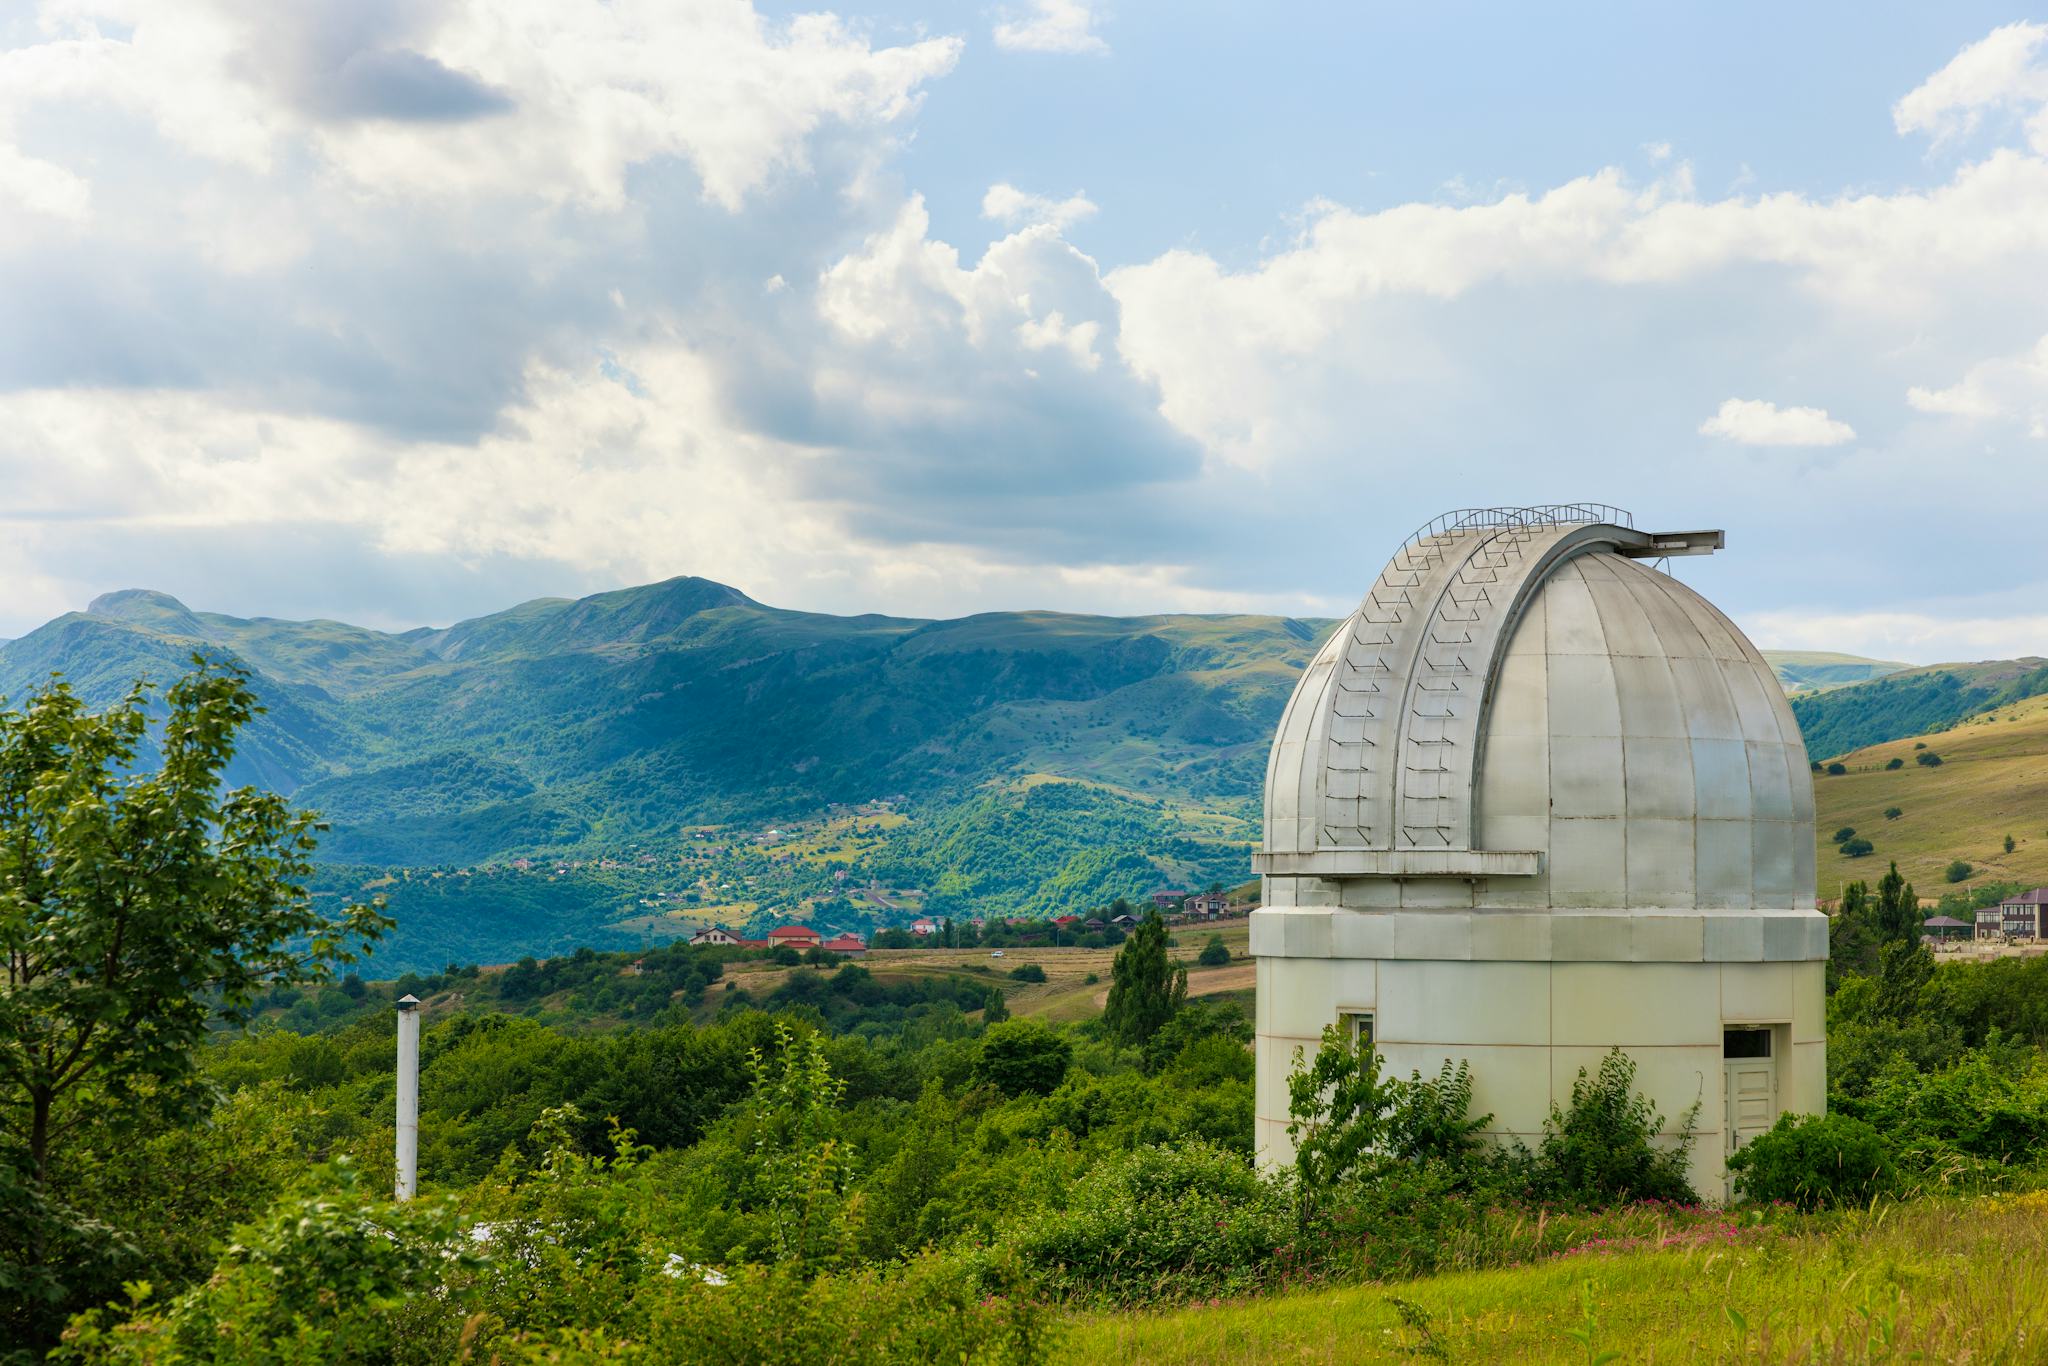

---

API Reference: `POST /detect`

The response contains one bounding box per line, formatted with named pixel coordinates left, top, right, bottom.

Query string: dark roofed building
left=1979, top=888, right=2048, bottom=940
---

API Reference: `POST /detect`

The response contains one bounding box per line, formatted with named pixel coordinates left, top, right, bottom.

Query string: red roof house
left=820, top=933, right=867, bottom=956
left=767, top=925, right=822, bottom=949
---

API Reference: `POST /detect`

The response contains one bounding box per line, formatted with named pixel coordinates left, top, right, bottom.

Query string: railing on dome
left=1397, top=504, right=1635, bottom=553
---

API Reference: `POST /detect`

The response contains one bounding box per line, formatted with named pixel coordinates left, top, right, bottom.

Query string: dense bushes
left=1523, top=1052, right=1698, bottom=1206
left=1726, top=1114, right=1896, bottom=1209
left=996, top=1141, right=1294, bottom=1305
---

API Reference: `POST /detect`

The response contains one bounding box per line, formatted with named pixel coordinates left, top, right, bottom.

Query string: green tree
left=2006, top=834, right=2017, bottom=855
left=1885, top=756, right=1904, bottom=770
left=1832, top=826, right=1857, bottom=844
left=1884, top=807, right=1903, bottom=820
left=972, top=1020, right=1071, bottom=1097
left=1197, top=935, right=1230, bottom=967
left=1101, top=910, right=1186, bottom=1047
left=1285, top=1023, right=1396, bottom=1230
left=1946, top=860, right=1974, bottom=884
left=1, top=666, right=386, bottom=1189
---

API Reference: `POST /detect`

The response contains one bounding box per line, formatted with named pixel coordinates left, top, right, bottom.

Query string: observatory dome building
left=1250, top=507, right=1826, bottom=1198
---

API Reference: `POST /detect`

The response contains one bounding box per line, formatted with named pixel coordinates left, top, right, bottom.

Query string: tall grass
left=1062, top=1196, right=2048, bottom=1363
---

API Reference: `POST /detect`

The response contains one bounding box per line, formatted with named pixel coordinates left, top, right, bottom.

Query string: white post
left=395, top=994, right=420, bottom=1201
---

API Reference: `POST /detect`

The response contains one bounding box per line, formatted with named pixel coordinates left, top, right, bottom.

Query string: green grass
left=1061, top=1196, right=2048, bottom=1363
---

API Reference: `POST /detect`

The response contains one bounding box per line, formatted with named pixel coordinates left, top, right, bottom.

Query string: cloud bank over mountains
left=1, top=5, right=2045, bottom=664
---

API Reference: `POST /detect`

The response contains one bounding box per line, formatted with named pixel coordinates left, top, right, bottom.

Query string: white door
left=1724, top=1056, right=1777, bottom=1158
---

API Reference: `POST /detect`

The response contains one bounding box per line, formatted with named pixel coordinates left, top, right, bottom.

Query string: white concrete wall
left=1253, top=944, right=1826, bottom=1201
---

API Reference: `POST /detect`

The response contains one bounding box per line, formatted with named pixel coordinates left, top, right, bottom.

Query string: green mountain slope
left=0, top=580, right=1326, bottom=968
left=1792, top=657, right=2048, bottom=760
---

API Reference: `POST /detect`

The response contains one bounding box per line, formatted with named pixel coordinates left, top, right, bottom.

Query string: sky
left=2, top=2, right=2047, bottom=663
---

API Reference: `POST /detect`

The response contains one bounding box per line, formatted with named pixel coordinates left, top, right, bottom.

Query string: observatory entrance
left=1723, top=1027, right=1780, bottom=1159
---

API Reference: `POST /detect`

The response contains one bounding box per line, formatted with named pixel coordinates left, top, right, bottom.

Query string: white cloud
left=1894, top=21, right=2048, bottom=150
left=1698, top=398, right=1856, bottom=447
left=1751, top=609, right=2048, bottom=666
left=982, top=182, right=1098, bottom=230
left=0, top=0, right=963, bottom=212
left=1908, top=334, right=2048, bottom=436
left=993, top=0, right=1107, bottom=55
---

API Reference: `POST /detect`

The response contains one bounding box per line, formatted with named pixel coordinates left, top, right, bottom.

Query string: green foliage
left=994, top=1141, right=1293, bottom=1305
left=1885, top=806, right=1903, bottom=818
left=973, top=1021, right=1072, bottom=1098
left=1841, top=837, right=1874, bottom=857
left=1385, top=1061, right=1493, bottom=1170
left=1007, top=962, right=1047, bottom=983
left=621, top=1250, right=1053, bottom=1365
left=1525, top=1051, right=1697, bottom=1206
left=1101, top=910, right=1187, bottom=1047
left=1825, top=762, right=1847, bottom=776
left=1946, top=859, right=1974, bottom=883
left=59, top=1161, right=473, bottom=1365
left=1832, top=826, right=1856, bottom=843
left=0, top=666, right=386, bottom=1186
left=1886, top=757, right=1904, bottom=770
left=1918, top=750, right=1944, bottom=767
left=731, top=1023, right=858, bottom=1274
left=2006, top=834, right=2017, bottom=854
left=1197, top=935, right=1231, bottom=967
left=1286, top=1025, right=1398, bottom=1230
left=1725, top=1113, right=1896, bottom=1209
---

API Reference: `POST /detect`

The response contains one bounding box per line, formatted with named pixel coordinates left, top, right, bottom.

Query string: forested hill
left=1792, top=656, right=2048, bottom=760
left=0, top=581, right=1327, bottom=963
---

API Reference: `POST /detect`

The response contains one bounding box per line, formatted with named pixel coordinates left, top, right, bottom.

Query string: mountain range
left=2, top=580, right=2040, bottom=969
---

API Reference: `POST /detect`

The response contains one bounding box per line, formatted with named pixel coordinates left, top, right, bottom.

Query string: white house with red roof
left=767, top=925, right=822, bottom=950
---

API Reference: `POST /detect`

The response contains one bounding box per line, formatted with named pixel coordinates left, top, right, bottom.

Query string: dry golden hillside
left=1813, top=692, right=2048, bottom=899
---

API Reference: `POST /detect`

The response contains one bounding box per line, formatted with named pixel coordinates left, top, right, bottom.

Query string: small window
left=1339, top=1011, right=1374, bottom=1052
left=1723, top=1028, right=1772, bottom=1059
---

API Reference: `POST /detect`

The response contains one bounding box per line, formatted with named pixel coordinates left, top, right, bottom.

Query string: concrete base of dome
left=1250, top=906, right=1829, bottom=1202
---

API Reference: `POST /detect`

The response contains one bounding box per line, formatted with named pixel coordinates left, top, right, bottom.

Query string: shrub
left=974, top=1020, right=1072, bottom=1098
left=59, top=1162, right=473, bottom=1365
left=994, top=1142, right=1293, bottom=1304
left=1841, top=838, right=1875, bottom=858
left=1826, top=762, right=1847, bottom=776
left=1197, top=936, right=1231, bottom=967
left=1007, top=963, right=1047, bottom=984
left=1886, top=757, right=1905, bottom=770
left=631, top=1250, right=1052, bottom=1366
left=1726, top=1113, right=1896, bottom=1209
left=1832, top=827, right=1857, bottom=844
left=1885, top=807, right=1903, bottom=820
left=1917, top=751, right=1943, bottom=767
left=2007, top=835, right=2018, bottom=855
left=1082, top=972, right=1099, bottom=985
left=1947, top=860, right=1974, bottom=883
left=1385, top=1060, right=1492, bottom=1170
left=1525, top=1050, right=1697, bottom=1206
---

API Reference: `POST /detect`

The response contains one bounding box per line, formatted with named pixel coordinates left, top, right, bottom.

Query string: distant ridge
left=1761, top=650, right=1910, bottom=695
left=1794, top=657, right=2048, bottom=760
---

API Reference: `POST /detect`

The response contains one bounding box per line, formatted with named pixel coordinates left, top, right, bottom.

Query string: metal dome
left=1255, top=510, right=1815, bottom=910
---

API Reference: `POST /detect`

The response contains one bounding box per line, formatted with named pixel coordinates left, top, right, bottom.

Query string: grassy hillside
left=1793, top=656, right=2048, bottom=759
left=1066, top=1198, right=2048, bottom=1363
left=1815, top=690, right=2048, bottom=896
